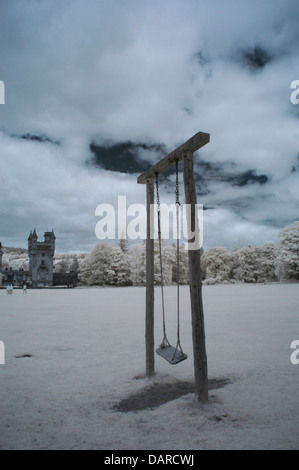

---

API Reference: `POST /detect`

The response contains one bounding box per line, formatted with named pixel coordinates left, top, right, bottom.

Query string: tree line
left=76, top=220, right=299, bottom=286
left=3, top=221, right=298, bottom=286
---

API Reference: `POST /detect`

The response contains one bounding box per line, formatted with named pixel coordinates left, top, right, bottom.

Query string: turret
left=44, top=230, right=55, bottom=243
left=44, top=230, right=56, bottom=255
left=28, top=229, right=38, bottom=251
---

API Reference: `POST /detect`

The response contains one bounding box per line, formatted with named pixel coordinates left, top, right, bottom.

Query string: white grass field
left=0, top=283, right=298, bottom=450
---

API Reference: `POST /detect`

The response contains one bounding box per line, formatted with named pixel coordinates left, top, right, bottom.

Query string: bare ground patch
left=114, top=377, right=231, bottom=412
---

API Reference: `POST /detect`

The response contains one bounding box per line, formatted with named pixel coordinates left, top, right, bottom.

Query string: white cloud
left=203, top=207, right=279, bottom=250
left=0, top=0, right=298, bottom=252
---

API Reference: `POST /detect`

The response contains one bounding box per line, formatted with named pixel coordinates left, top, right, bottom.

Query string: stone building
left=1, top=230, right=77, bottom=289
left=28, top=229, right=56, bottom=287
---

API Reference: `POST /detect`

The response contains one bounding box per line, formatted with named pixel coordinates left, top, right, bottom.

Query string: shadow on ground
left=114, top=378, right=230, bottom=412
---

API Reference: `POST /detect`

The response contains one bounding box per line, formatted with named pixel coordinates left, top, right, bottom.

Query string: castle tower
left=28, top=230, right=56, bottom=288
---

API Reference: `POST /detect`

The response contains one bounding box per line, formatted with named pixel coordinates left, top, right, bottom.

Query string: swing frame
left=137, top=131, right=210, bottom=402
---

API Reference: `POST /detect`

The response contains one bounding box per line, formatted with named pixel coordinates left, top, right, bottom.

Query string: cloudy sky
left=1, top=0, right=299, bottom=253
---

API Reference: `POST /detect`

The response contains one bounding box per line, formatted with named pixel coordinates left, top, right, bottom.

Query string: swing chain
left=155, top=173, right=168, bottom=345
left=156, top=173, right=161, bottom=211
left=175, top=160, right=180, bottom=207
left=175, top=160, right=182, bottom=354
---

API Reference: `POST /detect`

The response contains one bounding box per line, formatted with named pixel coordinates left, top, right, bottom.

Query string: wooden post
left=183, top=151, right=208, bottom=402
left=145, top=179, right=155, bottom=377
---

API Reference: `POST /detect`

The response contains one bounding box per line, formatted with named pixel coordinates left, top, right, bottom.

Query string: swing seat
left=156, top=344, right=188, bottom=365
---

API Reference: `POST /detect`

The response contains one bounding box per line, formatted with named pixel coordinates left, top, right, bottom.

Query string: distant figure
left=6, top=285, right=13, bottom=295
left=23, top=284, right=27, bottom=294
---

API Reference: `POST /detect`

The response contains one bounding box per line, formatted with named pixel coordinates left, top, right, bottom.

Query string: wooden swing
left=137, top=131, right=210, bottom=402
left=155, top=161, right=187, bottom=365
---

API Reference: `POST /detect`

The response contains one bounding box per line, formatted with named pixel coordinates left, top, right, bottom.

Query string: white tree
left=78, top=257, right=93, bottom=285
left=172, top=244, right=189, bottom=284
left=202, top=247, right=234, bottom=283
left=80, top=242, right=115, bottom=286
left=255, top=243, right=277, bottom=282
left=232, top=244, right=277, bottom=283
left=129, top=242, right=189, bottom=286
left=154, top=241, right=175, bottom=285
left=69, top=257, right=80, bottom=273
left=128, top=243, right=146, bottom=286
left=54, top=259, right=69, bottom=273
left=277, top=221, right=299, bottom=280
left=233, top=246, right=261, bottom=283
left=109, top=246, right=131, bottom=286
left=119, top=233, right=129, bottom=254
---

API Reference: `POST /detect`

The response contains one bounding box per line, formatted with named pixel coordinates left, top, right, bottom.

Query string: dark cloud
left=88, top=141, right=166, bottom=174
left=238, top=45, right=273, bottom=71
left=11, top=132, right=60, bottom=145
left=228, top=170, right=269, bottom=187
left=192, top=160, right=270, bottom=197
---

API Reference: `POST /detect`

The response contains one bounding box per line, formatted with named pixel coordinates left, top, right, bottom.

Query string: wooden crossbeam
left=137, top=131, right=210, bottom=184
